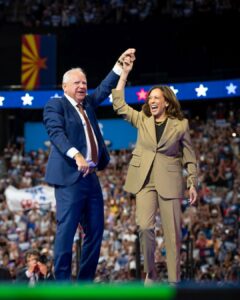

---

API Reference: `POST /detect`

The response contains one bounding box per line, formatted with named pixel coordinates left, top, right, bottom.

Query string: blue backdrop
left=24, top=119, right=137, bottom=152
left=1, top=78, right=240, bottom=109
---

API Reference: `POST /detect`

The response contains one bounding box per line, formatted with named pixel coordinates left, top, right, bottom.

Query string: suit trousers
left=54, top=172, right=104, bottom=281
left=136, top=168, right=182, bottom=283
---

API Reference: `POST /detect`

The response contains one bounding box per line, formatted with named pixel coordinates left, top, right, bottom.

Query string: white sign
left=4, top=185, right=56, bottom=212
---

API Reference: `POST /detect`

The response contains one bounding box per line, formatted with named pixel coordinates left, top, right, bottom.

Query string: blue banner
left=0, top=78, right=239, bottom=109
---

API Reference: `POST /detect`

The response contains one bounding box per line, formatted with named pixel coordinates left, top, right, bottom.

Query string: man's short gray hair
left=62, top=68, right=86, bottom=84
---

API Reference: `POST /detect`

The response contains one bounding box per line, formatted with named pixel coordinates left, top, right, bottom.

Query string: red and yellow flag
left=21, top=34, right=56, bottom=90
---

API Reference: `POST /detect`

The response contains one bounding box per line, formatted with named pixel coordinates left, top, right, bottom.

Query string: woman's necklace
left=155, top=118, right=167, bottom=126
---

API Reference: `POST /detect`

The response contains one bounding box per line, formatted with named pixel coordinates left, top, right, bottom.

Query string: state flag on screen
left=21, top=34, right=56, bottom=90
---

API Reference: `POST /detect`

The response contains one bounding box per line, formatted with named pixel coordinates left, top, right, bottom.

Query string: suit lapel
left=63, top=96, right=84, bottom=128
left=158, top=118, right=178, bottom=148
left=145, top=116, right=157, bottom=144
left=63, top=97, right=102, bottom=148
left=85, top=105, right=102, bottom=146
left=85, top=106, right=98, bottom=134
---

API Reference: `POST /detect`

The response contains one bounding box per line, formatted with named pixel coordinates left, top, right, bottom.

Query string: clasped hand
left=75, top=154, right=90, bottom=177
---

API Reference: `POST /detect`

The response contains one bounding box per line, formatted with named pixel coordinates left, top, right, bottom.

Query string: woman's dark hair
left=142, top=85, right=184, bottom=120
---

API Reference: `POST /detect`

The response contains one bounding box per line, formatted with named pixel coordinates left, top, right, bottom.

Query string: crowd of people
left=0, top=0, right=239, bottom=28
left=0, top=100, right=239, bottom=284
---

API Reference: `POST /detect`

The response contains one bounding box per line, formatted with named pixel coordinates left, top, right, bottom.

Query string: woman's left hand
left=189, top=186, right=197, bottom=205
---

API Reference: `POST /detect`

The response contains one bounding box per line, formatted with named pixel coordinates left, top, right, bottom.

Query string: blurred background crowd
left=0, top=0, right=240, bottom=285
left=0, top=99, right=240, bottom=283
left=0, top=0, right=240, bottom=27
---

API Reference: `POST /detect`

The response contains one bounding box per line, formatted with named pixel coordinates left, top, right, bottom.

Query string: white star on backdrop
left=195, top=84, right=208, bottom=97
left=0, top=96, right=5, bottom=106
left=170, top=86, right=179, bottom=95
left=226, top=83, right=237, bottom=94
left=21, top=93, right=34, bottom=106
left=108, top=94, right=113, bottom=103
left=51, top=93, right=62, bottom=98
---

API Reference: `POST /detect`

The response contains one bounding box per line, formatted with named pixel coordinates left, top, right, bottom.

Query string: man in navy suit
left=43, top=49, right=136, bottom=281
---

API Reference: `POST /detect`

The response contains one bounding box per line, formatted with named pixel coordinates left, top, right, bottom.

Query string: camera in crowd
left=33, top=254, right=48, bottom=273
left=39, top=254, right=48, bottom=265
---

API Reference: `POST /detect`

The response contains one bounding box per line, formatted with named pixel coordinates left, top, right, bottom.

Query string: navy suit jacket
left=43, top=70, right=119, bottom=186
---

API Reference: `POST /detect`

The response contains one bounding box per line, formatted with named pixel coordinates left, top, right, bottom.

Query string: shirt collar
left=64, top=93, right=79, bottom=108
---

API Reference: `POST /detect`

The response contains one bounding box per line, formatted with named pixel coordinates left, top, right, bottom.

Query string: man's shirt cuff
left=66, top=147, right=79, bottom=159
left=113, top=64, right=122, bottom=76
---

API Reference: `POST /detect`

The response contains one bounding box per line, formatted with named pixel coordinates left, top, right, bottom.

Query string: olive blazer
left=112, top=89, right=197, bottom=199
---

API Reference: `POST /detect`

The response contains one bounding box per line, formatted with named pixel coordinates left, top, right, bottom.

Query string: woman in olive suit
left=111, top=56, right=198, bottom=284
